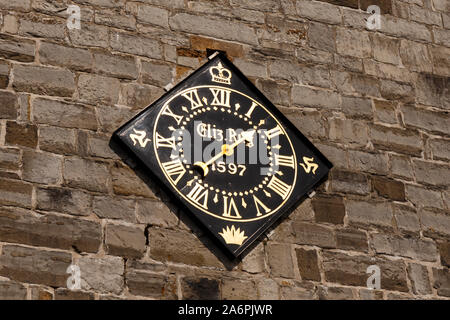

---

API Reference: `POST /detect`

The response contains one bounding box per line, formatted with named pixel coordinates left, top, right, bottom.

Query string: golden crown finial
left=209, top=62, right=232, bottom=85
left=219, top=225, right=248, bottom=245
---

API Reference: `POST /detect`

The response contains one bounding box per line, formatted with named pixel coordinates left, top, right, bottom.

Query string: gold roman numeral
left=209, top=88, right=231, bottom=108
left=265, top=125, right=284, bottom=140
left=162, top=105, right=183, bottom=125
left=274, top=154, right=295, bottom=168
left=253, top=195, right=271, bottom=217
left=267, top=175, right=291, bottom=200
left=187, top=183, right=209, bottom=209
left=244, top=102, right=258, bottom=118
left=222, top=196, right=241, bottom=219
left=155, top=132, right=176, bottom=149
left=182, top=89, right=203, bottom=110
left=162, top=159, right=186, bottom=185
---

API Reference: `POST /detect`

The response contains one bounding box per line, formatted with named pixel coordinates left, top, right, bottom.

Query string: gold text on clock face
left=151, top=86, right=301, bottom=222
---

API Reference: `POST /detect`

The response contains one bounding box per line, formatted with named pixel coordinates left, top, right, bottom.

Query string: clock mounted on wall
left=112, top=52, right=332, bottom=257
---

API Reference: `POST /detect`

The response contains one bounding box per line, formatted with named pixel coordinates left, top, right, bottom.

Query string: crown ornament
left=209, top=62, right=232, bottom=85
left=219, top=225, right=248, bottom=245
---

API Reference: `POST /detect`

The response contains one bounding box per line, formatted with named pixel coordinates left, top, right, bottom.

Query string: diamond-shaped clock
left=112, top=52, right=332, bottom=257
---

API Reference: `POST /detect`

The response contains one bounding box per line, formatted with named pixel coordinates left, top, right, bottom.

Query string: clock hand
left=194, top=129, right=255, bottom=176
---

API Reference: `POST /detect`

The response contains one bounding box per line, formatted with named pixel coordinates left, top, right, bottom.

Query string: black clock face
left=154, top=85, right=297, bottom=222
left=112, top=53, right=332, bottom=257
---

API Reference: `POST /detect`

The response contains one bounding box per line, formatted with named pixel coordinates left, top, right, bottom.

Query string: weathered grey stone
left=127, top=270, right=176, bottom=299
left=430, top=45, right=450, bottom=77
left=420, top=209, right=450, bottom=238
left=413, top=159, right=450, bottom=186
left=279, top=280, right=316, bottom=299
left=77, top=74, right=121, bottom=105
left=429, top=138, right=450, bottom=161
left=255, top=79, right=290, bottom=106
left=336, top=228, right=368, bottom=252
left=400, top=40, right=432, bottom=73
left=374, top=99, right=397, bottom=124
left=380, top=16, right=431, bottom=42
left=318, top=285, right=355, bottom=300
left=77, top=256, right=124, bottom=295
left=364, top=60, right=413, bottom=83
left=341, top=96, right=372, bottom=119
left=371, top=233, right=438, bottom=261
left=148, top=227, right=223, bottom=268
left=329, top=119, right=369, bottom=146
left=33, top=98, right=98, bottom=130
left=64, top=157, right=110, bottom=193
left=282, top=107, right=327, bottom=138
left=414, top=74, right=449, bottom=110
left=0, top=244, right=72, bottom=287
left=136, top=199, right=177, bottom=227
left=292, top=222, right=336, bottom=248
left=222, top=278, right=258, bottom=300
left=0, top=280, right=27, bottom=300
left=257, top=278, right=279, bottom=299
left=372, top=33, right=400, bottom=65
left=393, top=204, right=421, bottom=234
left=137, top=4, right=169, bottom=28
left=241, top=242, right=265, bottom=274
left=332, top=70, right=380, bottom=97
left=346, top=200, right=393, bottom=229
left=269, top=61, right=331, bottom=88
left=39, top=126, right=77, bottom=155
left=36, top=186, right=92, bottom=216
left=408, top=263, right=432, bottom=295
left=296, top=0, right=341, bottom=24
left=93, top=196, right=135, bottom=222
left=95, top=9, right=136, bottom=30
left=19, top=18, right=65, bottom=39
left=119, top=83, right=164, bottom=109
left=13, top=65, right=75, bottom=97
left=0, top=0, right=31, bottom=11
left=68, top=24, right=109, bottom=48
left=0, top=178, right=31, bottom=208
left=348, top=150, right=389, bottom=174
left=433, top=268, right=450, bottom=297
left=169, top=13, right=258, bottom=45
left=323, top=251, right=408, bottom=292
left=370, top=125, right=422, bottom=155
left=0, top=207, right=101, bottom=252
left=110, top=31, right=163, bottom=59
left=405, top=184, right=444, bottom=209
left=0, top=34, right=34, bottom=62
left=308, top=22, right=336, bottom=52
left=266, top=243, right=295, bottom=278
left=111, top=162, right=155, bottom=198
left=292, top=85, right=340, bottom=109
left=105, top=223, right=146, bottom=258
left=22, top=150, right=62, bottom=184
left=390, top=154, right=414, bottom=180
left=39, top=42, right=93, bottom=71
left=330, top=169, right=370, bottom=195
left=93, top=52, right=138, bottom=79
left=141, top=60, right=173, bottom=86
left=0, top=148, right=20, bottom=171
left=336, top=28, right=371, bottom=58
left=296, top=247, right=321, bottom=281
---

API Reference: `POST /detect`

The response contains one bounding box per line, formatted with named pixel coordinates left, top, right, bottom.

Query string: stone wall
left=0, top=0, right=449, bottom=300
